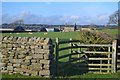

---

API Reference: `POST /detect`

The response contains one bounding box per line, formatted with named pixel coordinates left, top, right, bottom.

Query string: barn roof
left=14, top=26, right=25, bottom=31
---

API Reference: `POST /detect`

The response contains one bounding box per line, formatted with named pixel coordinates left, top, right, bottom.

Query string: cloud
left=45, top=2, right=52, bottom=5
left=2, top=11, right=109, bottom=25
left=89, top=14, right=109, bottom=24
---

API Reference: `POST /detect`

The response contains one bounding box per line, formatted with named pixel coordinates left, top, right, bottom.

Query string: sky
left=1, top=0, right=119, bottom=2
left=2, top=2, right=118, bottom=25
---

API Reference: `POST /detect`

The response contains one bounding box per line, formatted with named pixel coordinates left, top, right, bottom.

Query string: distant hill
left=1, top=23, right=118, bottom=32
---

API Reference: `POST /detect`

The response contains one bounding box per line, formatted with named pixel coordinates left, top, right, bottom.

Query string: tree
left=88, top=23, right=96, bottom=30
left=11, top=19, right=24, bottom=25
left=108, top=11, right=118, bottom=25
left=78, top=30, right=113, bottom=57
left=74, top=23, right=77, bottom=31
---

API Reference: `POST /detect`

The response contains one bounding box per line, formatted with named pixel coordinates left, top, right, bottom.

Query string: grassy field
left=1, top=32, right=78, bottom=40
left=98, top=28, right=118, bottom=39
left=98, top=28, right=118, bottom=35
left=1, top=29, right=119, bottom=79
left=2, top=72, right=120, bottom=79
left=2, top=28, right=118, bottom=39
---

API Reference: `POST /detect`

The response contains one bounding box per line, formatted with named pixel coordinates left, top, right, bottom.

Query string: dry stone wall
left=0, top=36, right=54, bottom=77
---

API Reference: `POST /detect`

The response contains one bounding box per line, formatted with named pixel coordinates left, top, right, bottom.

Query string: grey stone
left=8, top=36, right=14, bottom=41
left=7, top=66, right=13, bottom=71
left=2, top=55, right=9, bottom=58
left=36, top=37, right=40, bottom=42
left=7, top=44, right=12, bottom=48
left=9, top=54, right=14, bottom=57
left=1, top=50, right=7, bottom=55
left=31, top=50, right=35, bottom=53
left=8, top=71, right=13, bottom=74
left=7, top=63, right=13, bottom=66
left=16, top=48, right=22, bottom=51
left=13, top=72, right=17, bottom=74
left=35, top=49, right=50, bottom=54
left=1, top=59, right=7, bottom=63
left=44, top=38, right=51, bottom=44
left=17, top=68, right=31, bottom=73
left=43, top=64, right=50, bottom=69
left=0, top=63, right=7, bottom=67
left=43, top=54, right=54, bottom=60
left=43, top=45, right=53, bottom=49
left=2, top=67, right=7, bottom=70
left=7, top=47, right=12, bottom=50
left=18, top=55, right=26, bottom=59
left=23, top=60, right=31, bottom=65
left=8, top=56, right=14, bottom=59
left=30, top=63, right=42, bottom=70
left=10, top=59, right=23, bottom=64
left=24, top=73, right=31, bottom=76
left=19, top=51, right=27, bottom=54
left=2, top=44, right=7, bottom=48
left=40, top=60, right=50, bottom=65
left=21, top=65, right=28, bottom=69
left=39, top=70, right=50, bottom=76
left=20, top=45, right=25, bottom=49
left=25, top=59, right=31, bottom=63
left=14, top=68, right=18, bottom=71
left=31, top=63, right=42, bottom=66
left=39, top=38, right=45, bottom=43
left=31, top=71, right=39, bottom=76
left=32, top=54, right=43, bottom=59
left=1, top=70, right=8, bottom=73
left=31, top=59, right=37, bottom=63
left=3, top=37, right=8, bottom=41
left=13, top=64, right=21, bottom=68
left=36, top=59, right=40, bottom=63
left=26, top=56, right=32, bottom=60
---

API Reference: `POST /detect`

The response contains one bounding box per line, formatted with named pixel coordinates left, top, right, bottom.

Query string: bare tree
left=108, top=11, right=118, bottom=25
left=11, top=19, right=24, bottom=25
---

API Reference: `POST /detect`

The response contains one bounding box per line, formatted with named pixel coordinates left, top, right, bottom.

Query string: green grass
left=1, top=32, right=78, bottom=40
left=98, top=29, right=118, bottom=39
left=2, top=73, right=40, bottom=78
left=1, top=29, right=118, bottom=39
left=70, top=72, right=119, bottom=78
left=2, top=72, right=119, bottom=79
left=98, top=28, right=118, bottom=35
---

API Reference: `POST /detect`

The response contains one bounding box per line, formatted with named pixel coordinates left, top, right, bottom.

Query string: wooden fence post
left=112, top=40, right=117, bottom=73
left=55, top=38, right=59, bottom=76
left=77, top=42, right=81, bottom=62
left=107, top=46, right=111, bottom=73
left=69, top=38, right=72, bottom=62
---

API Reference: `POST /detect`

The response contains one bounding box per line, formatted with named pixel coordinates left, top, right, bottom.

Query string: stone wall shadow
left=54, top=57, right=89, bottom=77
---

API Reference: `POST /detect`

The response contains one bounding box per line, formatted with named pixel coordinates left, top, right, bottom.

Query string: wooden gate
left=117, top=40, right=120, bottom=72
left=55, top=38, right=119, bottom=76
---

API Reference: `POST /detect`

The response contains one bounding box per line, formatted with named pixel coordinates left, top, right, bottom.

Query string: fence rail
left=72, top=44, right=112, bottom=47
left=72, top=51, right=112, bottom=54
left=55, top=38, right=119, bottom=76
left=118, top=46, right=120, bottom=48
left=117, top=42, right=120, bottom=72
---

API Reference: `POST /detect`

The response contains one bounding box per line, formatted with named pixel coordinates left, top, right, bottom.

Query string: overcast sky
left=2, top=2, right=118, bottom=25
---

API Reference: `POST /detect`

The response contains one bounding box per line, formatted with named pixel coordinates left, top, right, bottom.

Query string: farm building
left=63, top=27, right=75, bottom=32
left=46, top=28, right=60, bottom=32
left=0, top=28, right=14, bottom=33
left=14, top=26, right=25, bottom=32
left=80, top=28, right=95, bottom=31
left=0, top=28, right=14, bottom=31
left=63, top=23, right=77, bottom=32
left=40, top=27, right=47, bottom=32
